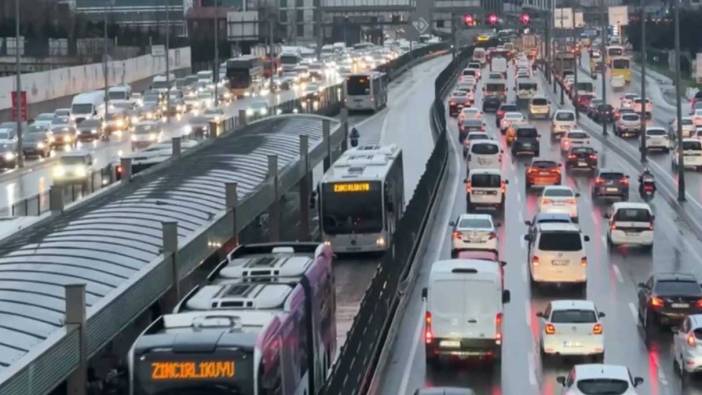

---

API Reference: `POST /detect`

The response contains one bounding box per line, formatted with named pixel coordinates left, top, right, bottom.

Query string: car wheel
left=592, top=353, right=605, bottom=363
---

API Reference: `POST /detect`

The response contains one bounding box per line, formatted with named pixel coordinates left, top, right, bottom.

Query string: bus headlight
left=184, top=125, right=192, bottom=134
left=4, top=152, right=15, bottom=161
left=375, top=237, right=386, bottom=247
left=260, top=108, right=268, bottom=115
left=246, top=108, right=254, bottom=117
left=75, top=166, right=87, bottom=177
left=53, top=166, right=66, bottom=178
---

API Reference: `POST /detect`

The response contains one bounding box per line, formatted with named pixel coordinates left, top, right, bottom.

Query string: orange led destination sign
left=333, top=182, right=371, bottom=193
left=151, top=361, right=235, bottom=380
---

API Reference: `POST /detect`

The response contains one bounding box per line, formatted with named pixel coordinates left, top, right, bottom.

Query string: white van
left=107, top=85, right=131, bottom=103
left=516, top=79, right=538, bottom=101
left=473, top=48, right=487, bottom=65
left=605, top=202, right=654, bottom=249
left=197, top=70, right=214, bottom=84
left=490, top=57, right=508, bottom=79
left=422, top=259, right=510, bottom=365
left=151, top=75, right=171, bottom=94
left=465, top=169, right=507, bottom=212
left=672, top=138, right=702, bottom=169
left=467, top=140, right=502, bottom=170
left=525, top=222, right=590, bottom=290
left=70, top=91, right=105, bottom=124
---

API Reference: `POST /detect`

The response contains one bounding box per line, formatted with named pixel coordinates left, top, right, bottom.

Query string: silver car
left=615, top=112, right=641, bottom=138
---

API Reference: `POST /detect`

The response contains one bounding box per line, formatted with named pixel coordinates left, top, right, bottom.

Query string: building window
left=280, top=0, right=287, bottom=7
left=295, top=0, right=303, bottom=7
left=296, top=10, right=304, bottom=22
left=297, top=24, right=304, bottom=36
left=280, top=12, right=287, bottom=23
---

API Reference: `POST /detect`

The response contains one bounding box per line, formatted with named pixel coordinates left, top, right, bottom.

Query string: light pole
left=639, top=0, right=647, bottom=162
left=14, top=0, right=23, bottom=168
left=673, top=0, right=685, bottom=201
left=572, top=9, right=579, bottom=121
left=164, top=0, right=171, bottom=123
left=599, top=0, right=608, bottom=136
left=103, top=0, right=110, bottom=138
left=213, top=0, right=219, bottom=107
left=544, top=0, right=552, bottom=83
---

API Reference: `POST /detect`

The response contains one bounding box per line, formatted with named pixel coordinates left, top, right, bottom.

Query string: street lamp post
left=213, top=0, right=219, bottom=108
left=599, top=0, right=608, bottom=136
left=103, top=1, right=110, bottom=140
left=164, top=0, right=171, bottom=124
left=639, top=0, right=647, bottom=162
left=572, top=11, right=579, bottom=121
left=673, top=0, right=685, bottom=201
left=14, top=0, right=23, bottom=168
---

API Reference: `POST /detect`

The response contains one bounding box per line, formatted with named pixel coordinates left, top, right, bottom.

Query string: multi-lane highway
left=377, top=51, right=702, bottom=395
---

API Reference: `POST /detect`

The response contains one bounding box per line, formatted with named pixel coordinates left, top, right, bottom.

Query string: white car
left=551, top=110, right=576, bottom=138
left=605, top=202, right=654, bottom=249
left=672, top=138, right=702, bottom=170
left=538, top=300, right=605, bottom=360
left=131, top=121, right=163, bottom=150
left=52, top=152, right=93, bottom=183
left=465, top=169, right=507, bottom=211
left=538, top=185, right=579, bottom=220
left=450, top=213, right=498, bottom=254
left=692, top=109, right=702, bottom=127
left=525, top=222, right=590, bottom=289
left=459, top=107, right=482, bottom=122
left=619, top=93, right=637, bottom=109
left=671, top=116, right=696, bottom=137
left=560, top=130, right=590, bottom=153
left=500, top=112, right=525, bottom=132
left=556, top=364, right=644, bottom=395
left=673, top=314, right=702, bottom=379
left=528, top=97, right=550, bottom=119
left=644, top=127, right=671, bottom=151
left=632, top=97, right=653, bottom=117
left=467, top=140, right=502, bottom=170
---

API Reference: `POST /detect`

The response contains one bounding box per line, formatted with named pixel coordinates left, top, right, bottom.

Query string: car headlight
left=149, top=133, right=157, bottom=141
left=246, top=108, right=254, bottom=116
left=65, top=135, right=73, bottom=142
left=4, top=152, right=15, bottom=161
left=260, top=108, right=268, bottom=115
left=131, top=116, right=139, bottom=124
left=37, top=142, right=45, bottom=149
left=116, top=119, right=124, bottom=127
left=91, top=129, right=97, bottom=134
left=75, top=166, right=87, bottom=177
left=184, top=125, right=192, bottom=134
left=214, top=116, right=220, bottom=123
left=131, top=135, right=138, bottom=141
left=53, top=166, right=65, bottom=177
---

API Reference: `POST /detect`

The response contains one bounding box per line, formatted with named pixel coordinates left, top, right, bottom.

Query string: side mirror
left=556, top=376, right=566, bottom=386
left=584, top=235, right=590, bottom=242
left=524, top=220, right=532, bottom=226
left=598, top=312, right=606, bottom=318
left=504, top=180, right=509, bottom=184
left=536, top=312, right=545, bottom=318
left=449, top=221, right=456, bottom=227
left=633, top=377, right=644, bottom=387
left=421, top=287, right=428, bottom=300
left=575, top=192, right=581, bottom=197
left=502, top=289, right=511, bottom=304
left=463, top=178, right=469, bottom=184
left=500, top=260, right=507, bottom=267
left=494, top=221, right=502, bottom=227
left=603, top=211, right=610, bottom=219
left=309, top=191, right=317, bottom=209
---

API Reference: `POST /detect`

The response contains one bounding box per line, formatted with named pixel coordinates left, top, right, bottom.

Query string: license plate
left=539, top=171, right=550, bottom=175
left=606, top=187, right=618, bottom=192
left=473, top=190, right=485, bottom=195
left=672, top=303, right=690, bottom=309
left=552, top=259, right=568, bottom=265
left=440, top=340, right=461, bottom=348
left=563, top=341, right=583, bottom=348
left=625, top=231, right=639, bottom=236
left=578, top=161, right=586, bottom=166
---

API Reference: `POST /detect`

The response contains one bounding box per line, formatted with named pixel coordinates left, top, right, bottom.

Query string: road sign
left=151, top=45, right=166, bottom=57
left=10, top=91, right=27, bottom=122
left=608, top=6, right=629, bottom=27
left=574, top=12, right=585, bottom=28
left=412, top=17, right=429, bottom=34
left=554, top=8, right=574, bottom=29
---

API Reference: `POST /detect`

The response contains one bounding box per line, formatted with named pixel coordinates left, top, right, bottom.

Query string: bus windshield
left=612, top=58, right=630, bottom=69
left=321, top=181, right=383, bottom=234
left=108, top=91, right=128, bottom=100
left=227, top=69, right=251, bottom=89
left=486, top=83, right=505, bottom=92
left=347, top=76, right=371, bottom=95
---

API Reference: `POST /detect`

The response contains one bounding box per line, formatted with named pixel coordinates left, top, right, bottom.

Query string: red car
left=496, top=103, right=518, bottom=127
left=525, top=159, right=562, bottom=190
left=576, top=93, right=595, bottom=111
left=448, top=91, right=471, bottom=117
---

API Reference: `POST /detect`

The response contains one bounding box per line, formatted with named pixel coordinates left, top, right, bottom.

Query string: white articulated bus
left=343, top=72, right=388, bottom=112
left=318, top=145, right=404, bottom=253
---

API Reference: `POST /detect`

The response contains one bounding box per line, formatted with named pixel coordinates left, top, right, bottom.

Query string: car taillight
left=450, top=101, right=455, bottom=105
left=495, top=313, right=503, bottom=345
left=544, top=323, right=556, bottom=335
left=696, top=298, right=702, bottom=309
left=589, top=154, right=597, bottom=160
left=425, top=311, right=433, bottom=344
left=622, top=178, right=629, bottom=186
left=488, top=231, right=497, bottom=239
left=595, top=177, right=604, bottom=185
left=453, top=231, right=462, bottom=240
left=116, top=164, right=123, bottom=174
left=610, top=222, right=617, bottom=231
left=568, top=154, right=576, bottom=159
left=592, top=323, right=603, bottom=335
left=532, top=256, right=540, bottom=266
left=542, top=198, right=553, bottom=205
left=465, top=182, right=472, bottom=193
left=500, top=181, right=506, bottom=193
left=650, top=296, right=665, bottom=309
left=580, top=257, right=588, bottom=267
left=567, top=198, right=577, bottom=205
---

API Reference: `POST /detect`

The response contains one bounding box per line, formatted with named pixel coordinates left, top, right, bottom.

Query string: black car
left=22, top=124, right=52, bottom=158
left=76, top=119, right=102, bottom=142
left=511, top=126, right=540, bottom=156
left=592, top=104, right=614, bottom=123
left=591, top=169, right=629, bottom=200
left=638, top=273, right=702, bottom=337
left=565, top=146, right=598, bottom=172
left=482, top=96, right=502, bottom=113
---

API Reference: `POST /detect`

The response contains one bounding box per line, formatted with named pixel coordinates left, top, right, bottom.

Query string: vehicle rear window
left=683, top=141, right=702, bottom=150
left=531, top=161, right=557, bottom=169
left=613, top=208, right=651, bottom=222
left=572, top=147, right=594, bottom=154
left=517, top=128, right=538, bottom=138
left=471, top=143, right=499, bottom=155
left=654, top=280, right=701, bottom=295
left=471, top=174, right=501, bottom=187
left=458, top=218, right=493, bottom=229
left=500, top=105, right=518, bottom=112
left=622, top=114, right=639, bottom=121
left=576, top=379, right=629, bottom=395
left=550, top=309, right=597, bottom=323
left=556, top=112, right=574, bottom=121
left=647, top=129, right=666, bottom=136
left=468, top=133, right=489, bottom=140
left=462, top=70, right=475, bottom=76
left=532, top=98, right=548, bottom=105
left=544, top=188, right=573, bottom=197
left=568, top=132, right=588, bottom=139
left=600, top=172, right=625, bottom=180
left=538, top=232, right=582, bottom=251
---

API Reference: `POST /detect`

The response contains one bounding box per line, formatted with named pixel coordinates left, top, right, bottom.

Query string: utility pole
left=14, top=0, right=23, bottom=168
left=451, top=13, right=456, bottom=60
left=213, top=0, right=219, bottom=107
left=103, top=0, right=110, bottom=138
left=315, top=0, right=322, bottom=60
left=544, top=0, right=551, bottom=84
left=572, top=9, right=579, bottom=121
left=599, top=0, right=608, bottom=136
left=673, top=0, right=685, bottom=201
left=164, top=0, right=171, bottom=123
left=639, top=0, right=647, bottom=162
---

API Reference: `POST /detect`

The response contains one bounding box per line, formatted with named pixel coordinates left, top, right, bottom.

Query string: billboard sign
left=574, top=12, right=585, bottom=28
left=608, top=6, right=629, bottom=27
left=554, top=8, right=573, bottom=29
left=11, top=91, right=28, bottom=122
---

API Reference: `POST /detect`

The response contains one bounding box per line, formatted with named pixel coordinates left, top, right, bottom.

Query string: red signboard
left=11, top=91, right=27, bottom=122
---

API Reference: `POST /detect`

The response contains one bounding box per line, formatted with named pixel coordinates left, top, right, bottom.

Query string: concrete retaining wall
left=0, top=47, right=191, bottom=111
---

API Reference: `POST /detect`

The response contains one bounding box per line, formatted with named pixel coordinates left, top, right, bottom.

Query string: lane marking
left=516, top=192, right=523, bottom=205
left=628, top=302, right=638, bottom=322
left=397, top=310, right=425, bottom=395
left=527, top=351, right=538, bottom=386
left=612, top=264, right=624, bottom=284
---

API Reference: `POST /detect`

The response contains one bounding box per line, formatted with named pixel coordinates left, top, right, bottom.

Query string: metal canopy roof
left=0, top=115, right=341, bottom=385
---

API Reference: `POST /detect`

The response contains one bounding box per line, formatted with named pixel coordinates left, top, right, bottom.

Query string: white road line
left=612, top=264, right=624, bottom=283
left=379, top=105, right=393, bottom=143
left=397, top=310, right=425, bottom=395
left=514, top=176, right=520, bottom=186
left=527, top=352, right=538, bottom=386
left=517, top=192, right=523, bottom=205
left=601, top=234, right=607, bottom=244
left=628, top=302, right=638, bottom=322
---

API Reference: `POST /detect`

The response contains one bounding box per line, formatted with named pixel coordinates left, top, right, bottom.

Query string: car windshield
left=684, top=141, right=702, bottom=150
left=458, top=217, right=492, bottom=229
left=468, top=134, right=488, bottom=140
left=532, top=98, right=547, bottom=106
left=654, top=280, right=701, bottom=295
left=647, top=129, right=666, bottom=136
left=572, top=147, right=594, bottom=154
left=471, top=143, right=499, bottom=155
left=613, top=208, right=651, bottom=222
left=36, top=113, right=53, bottom=121
left=52, top=116, right=70, bottom=125
left=0, top=130, right=13, bottom=140
left=556, top=112, right=574, bottom=121
left=532, top=161, right=557, bottom=169
left=135, top=124, right=156, bottom=133
left=544, top=188, right=573, bottom=197
left=27, top=125, right=46, bottom=135
left=682, top=119, right=693, bottom=125
left=471, top=173, right=501, bottom=187
left=576, top=379, right=629, bottom=394
left=550, top=309, right=597, bottom=323
left=500, top=105, right=517, bottom=112
left=538, top=232, right=582, bottom=251
left=452, top=91, right=467, bottom=97
left=517, top=128, right=538, bottom=138
left=600, top=172, right=625, bottom=180
left=60, top=156, right=88, bottom=166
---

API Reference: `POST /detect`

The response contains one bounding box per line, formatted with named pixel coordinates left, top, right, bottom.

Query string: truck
left=521, top=34, right=538, bottom=59
left=226, top=55, right=265, bottom=97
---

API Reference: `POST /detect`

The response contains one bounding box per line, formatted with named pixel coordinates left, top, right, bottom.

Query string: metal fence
left=320, top=46, right=473, bottom=395
left=377, top=42, right=451, bottom=80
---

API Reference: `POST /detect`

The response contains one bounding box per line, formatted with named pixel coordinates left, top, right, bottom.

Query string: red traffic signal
left=463, top=13, right=474, bottom=26
left=488, top=14, right=498, bottom=26
left=520, top=13, right=530, bottom=25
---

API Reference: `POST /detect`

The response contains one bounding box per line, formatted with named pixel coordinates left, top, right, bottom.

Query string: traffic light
left=488, top=13, right=498, bottom=26
left=520, top=13, right=530, bottom=26
left=463, top=13, right=475, bottom=27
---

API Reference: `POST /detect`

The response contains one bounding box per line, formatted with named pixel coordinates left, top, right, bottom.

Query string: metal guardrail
left=320, top=46, right=473, bottom=395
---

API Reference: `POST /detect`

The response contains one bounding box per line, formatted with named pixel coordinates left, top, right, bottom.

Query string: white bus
left=344, top=72, right=388, bottom=112
left=129, top=243, right=336, bottom=395
left=319, top=145, right=404, bottom=253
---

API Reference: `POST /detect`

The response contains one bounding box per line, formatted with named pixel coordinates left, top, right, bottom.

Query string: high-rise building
left=74, top=0, right=190, bottom=36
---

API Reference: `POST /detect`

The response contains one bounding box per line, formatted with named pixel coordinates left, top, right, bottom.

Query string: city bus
left=610, top=56, right=632, bottom=83
left=129, top=243, right=335, bottom=395
left=589, top=50, right=602, bottom=75
left=319, top=144, right=404, bottom=253
left=606, top=45, right=625, bottom=65
left=554, top=52, right=576, bottom=79
left=343, top=71, right=388, bottom=112
left=226, top=55, right=265, bottom=97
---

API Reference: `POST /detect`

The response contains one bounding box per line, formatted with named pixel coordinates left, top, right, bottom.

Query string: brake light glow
left=500, top=181, right=506, bottom=193
left=650, top=296, right=665, bottom=309
left=589, top=154, right=597, bottom=160
left=568, top=154, right=576, bottom=159
left=542, top=198, right=553, bottom=205
left=425, top=311, right=433, bottom=344
left=544, top=323, right=556, bottom=335
left=689, top=333, right=697, bottom=347
left=453, top=231, right=462, bottom=240
left=595, top=177, right=604, bottom=185
left=495, top=313, right=503, bottom=345
left=567, top=198, right=577, bottom=205
left=622, top=178, right=629, bottom=186
left=532, top=256, right=540, bottom=267
left=592, top=323, right=603, bottom=335
left=696, top=298, right=702, bottom=309
left=580, top=257, right=588, bottom=267
left=465, top=182, right=472, bottom=193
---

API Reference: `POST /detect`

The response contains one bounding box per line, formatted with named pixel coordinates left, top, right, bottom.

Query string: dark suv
left=482, top=95, right=502, bottom=113
left=511, top=126, right=540, bottom=157
left=591, top=169, right=629, bottom=201
left=638, top=273, right=702, bottom=338
left=565, top=146, right=598, bottom=173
